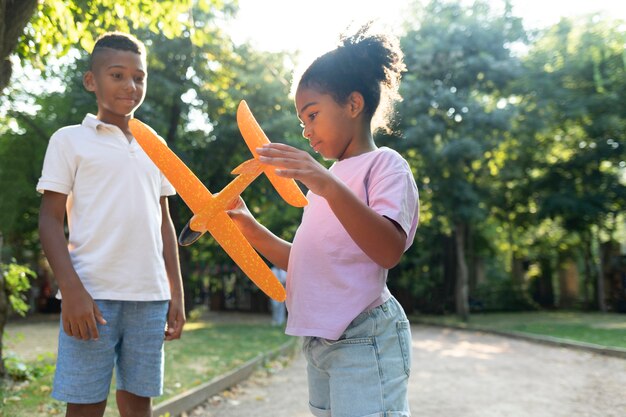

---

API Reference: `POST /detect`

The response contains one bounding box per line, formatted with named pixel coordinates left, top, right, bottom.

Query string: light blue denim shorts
left=302, top=296, right=412, bottom=417
left=52, top=300, right=169, bottom=404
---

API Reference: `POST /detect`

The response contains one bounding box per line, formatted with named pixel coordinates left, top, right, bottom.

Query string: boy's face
left=83, top=48, right=147, bottom=124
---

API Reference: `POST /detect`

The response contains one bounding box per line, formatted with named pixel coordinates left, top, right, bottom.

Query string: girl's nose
left=302, top=126, right=312, bottom=140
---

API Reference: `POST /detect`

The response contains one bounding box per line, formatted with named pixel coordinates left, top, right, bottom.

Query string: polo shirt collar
left=82, top=114, right=121, bottom=134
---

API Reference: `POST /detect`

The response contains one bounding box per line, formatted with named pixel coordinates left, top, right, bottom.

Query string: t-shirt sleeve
left=367, top=152, right=419, bottom=249
left=36, top=132, right=75, bottom=195
left=160, top=173, right=176, bottom=196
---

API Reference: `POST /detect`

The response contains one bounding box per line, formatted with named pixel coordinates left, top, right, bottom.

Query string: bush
left=472, top=278, right=540, bottom=312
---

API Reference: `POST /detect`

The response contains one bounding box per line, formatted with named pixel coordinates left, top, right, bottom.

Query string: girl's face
left=295, top=87, right=365, bottom=161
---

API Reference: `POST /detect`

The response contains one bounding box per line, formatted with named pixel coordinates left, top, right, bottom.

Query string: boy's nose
left=125, top=80, right=138, bottom=91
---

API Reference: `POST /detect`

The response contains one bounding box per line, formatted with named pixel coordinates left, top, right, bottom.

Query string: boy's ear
left=348, top=91, right=365, bottom=117
left=83, top=71, right=96, bottom=92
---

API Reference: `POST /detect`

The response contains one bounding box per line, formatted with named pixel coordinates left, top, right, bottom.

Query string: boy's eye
left=134, top=77, right=144, bottom=83
left=112, top=73, right=122, bottom=79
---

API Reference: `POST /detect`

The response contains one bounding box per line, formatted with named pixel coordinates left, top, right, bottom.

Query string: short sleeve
left=36, top=131, right=75, bottom=195
left=160, top=173, right=176, bottom=196
left=367, top=152, right=419, bottom=249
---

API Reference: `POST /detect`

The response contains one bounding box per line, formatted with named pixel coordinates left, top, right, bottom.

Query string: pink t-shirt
left=285, top=147, right=419, bottom=340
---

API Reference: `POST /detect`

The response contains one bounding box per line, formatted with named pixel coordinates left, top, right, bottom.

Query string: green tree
left=0, top=262, right=35, bottom=376
left=519, top=16, right=626, bottom=310
left=1, top=0, right=199, bottom=95
left=397, top=0, right=525, bottom=319
left=1, top=0, right=305, bottom=314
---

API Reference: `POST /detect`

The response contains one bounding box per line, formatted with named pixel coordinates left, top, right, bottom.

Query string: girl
left=229, top=23, right=419, bottom=417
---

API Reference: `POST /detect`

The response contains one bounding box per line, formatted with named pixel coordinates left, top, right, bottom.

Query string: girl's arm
left=257, top=144, right=406, bottom=269
left=39, top=190, right=106, bottom=340
left=323, top=177, right=406, bottom=268
left=226, top=197, right=292, bottom=271
left=160, top=196, right=185, bottom=340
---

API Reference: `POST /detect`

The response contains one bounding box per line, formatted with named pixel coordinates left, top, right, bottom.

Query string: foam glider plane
left=128, top=100, right=307, bottom=302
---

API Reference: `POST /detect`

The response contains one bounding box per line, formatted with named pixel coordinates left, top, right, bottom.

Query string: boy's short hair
left=89, top=32, right=146, bottom=69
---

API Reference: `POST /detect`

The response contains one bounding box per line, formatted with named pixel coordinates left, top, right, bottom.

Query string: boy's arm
left=38, top=191, right=106, bottom=340
left=160, top=196, right=185, bottom=340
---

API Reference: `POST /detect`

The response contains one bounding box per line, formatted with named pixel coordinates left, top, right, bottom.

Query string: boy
left=37, top=32, right=185, bottom=417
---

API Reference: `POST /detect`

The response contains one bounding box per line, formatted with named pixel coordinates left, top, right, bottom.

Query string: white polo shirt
left=37, top=114, right=176, bottom=301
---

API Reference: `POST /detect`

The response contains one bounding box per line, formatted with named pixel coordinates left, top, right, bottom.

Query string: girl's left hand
left=257, top=143, right=336, bottom=197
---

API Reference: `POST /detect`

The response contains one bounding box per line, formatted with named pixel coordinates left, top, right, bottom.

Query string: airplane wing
left=129, top=118, right=286, bottom=302
left=129, top=119, right=212, bottom=214
left=206, top=211, right=286, bottom=302
left=236, top=100, right=308, bottom=208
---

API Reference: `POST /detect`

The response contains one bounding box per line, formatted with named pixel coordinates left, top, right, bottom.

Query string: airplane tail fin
left=236, top=100, right=308, bottom=208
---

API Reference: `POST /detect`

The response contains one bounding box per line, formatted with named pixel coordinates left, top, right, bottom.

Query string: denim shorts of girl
left=52, top=300, right=169, bottom=404
left=302, top=296, right=412, bottom=417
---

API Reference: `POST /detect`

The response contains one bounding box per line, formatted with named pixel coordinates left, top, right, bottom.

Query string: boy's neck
left=97, top=113, right=133, bottom=140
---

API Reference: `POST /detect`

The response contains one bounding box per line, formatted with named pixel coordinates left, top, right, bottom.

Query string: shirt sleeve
left=36, top=131, right=75, bottom=195
left=367, top=152, right=419, bottom=248
left=160, top=173, right=176, bottom=196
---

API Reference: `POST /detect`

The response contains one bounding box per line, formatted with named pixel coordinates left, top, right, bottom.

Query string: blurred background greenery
left=1, top=0, right=625, bottom=366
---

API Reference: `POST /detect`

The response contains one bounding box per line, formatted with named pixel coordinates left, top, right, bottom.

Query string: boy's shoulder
left=50, top=115, right=97, bottom=142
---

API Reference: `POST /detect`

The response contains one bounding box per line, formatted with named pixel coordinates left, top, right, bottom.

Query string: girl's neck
left=339, top=131, right=376, bottom=160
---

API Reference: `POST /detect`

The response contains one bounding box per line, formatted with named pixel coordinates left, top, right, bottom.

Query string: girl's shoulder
left=370, top=147, right=411, bottom=171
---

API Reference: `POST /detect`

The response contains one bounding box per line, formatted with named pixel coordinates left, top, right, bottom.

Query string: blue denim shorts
left=302, top=296, right=412, bottom=417
left=52, top=300, right=169, bottom=404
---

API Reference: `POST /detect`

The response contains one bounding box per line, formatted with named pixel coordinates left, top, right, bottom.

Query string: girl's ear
left=83, top=71, right=96, bottom=92
left=348, top=91, right=365, bottom=117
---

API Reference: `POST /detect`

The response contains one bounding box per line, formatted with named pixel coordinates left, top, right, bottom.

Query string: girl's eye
left=134, top=77, right=144, bottom=83
left=308, top=112, right=318, bottom=121
left=111, top=73, right=122, bottom=79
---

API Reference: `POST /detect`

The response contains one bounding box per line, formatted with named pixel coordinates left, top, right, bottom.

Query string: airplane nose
left=178, top=219, right=204, bottom=246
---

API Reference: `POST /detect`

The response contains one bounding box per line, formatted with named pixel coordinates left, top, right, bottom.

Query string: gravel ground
left=189, top=325, right=626, bottom=417
left=7, top=315, right=626, bottom=417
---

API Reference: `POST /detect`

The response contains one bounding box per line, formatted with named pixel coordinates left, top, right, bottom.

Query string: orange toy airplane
left=129, top=100, right=307, bottom=302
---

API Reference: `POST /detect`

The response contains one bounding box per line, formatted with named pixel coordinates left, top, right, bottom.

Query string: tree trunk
left=595, top=232, right=607, bottom=312
left=1, top=0, right=39, bottom=93
left=0, top=268, right=7, bottom=376
left=0, top=232, right=4, bottom=375
left=535, top=256, right=555, bottom=308
left=511, top=254, right=525, bottom=286
left=557, top=257, right=579, bottom=308
left=455, top=222, right=469, bottom=322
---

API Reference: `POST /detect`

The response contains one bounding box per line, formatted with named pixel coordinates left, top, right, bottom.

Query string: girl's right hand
left=226, top=196, right=258, bottom=236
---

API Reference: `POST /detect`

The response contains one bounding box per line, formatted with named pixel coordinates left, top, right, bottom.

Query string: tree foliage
left=396, top=0, right=526, bottom=318
left=1, top=0, right=626, bottom=326
left=1, top=0, right=216, bottom=94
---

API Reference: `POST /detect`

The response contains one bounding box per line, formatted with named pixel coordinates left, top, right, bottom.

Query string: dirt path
left=190, top=325, right=626, bottom=417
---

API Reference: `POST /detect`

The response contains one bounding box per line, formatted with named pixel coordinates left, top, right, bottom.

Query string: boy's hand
left=165, top=298, right=185, bottom=341
left=61, top=287, right=107, bottom=341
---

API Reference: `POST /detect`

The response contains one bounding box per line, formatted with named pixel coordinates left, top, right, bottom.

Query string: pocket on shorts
left=319, top=336, right=374, bottom=347
left=396, top=320, right=411, bottom=376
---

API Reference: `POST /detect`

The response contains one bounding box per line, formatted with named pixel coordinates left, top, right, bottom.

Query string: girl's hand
left=257, top=143, right=336, bottom=197
left=226, top=196, right=257, bottom=235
